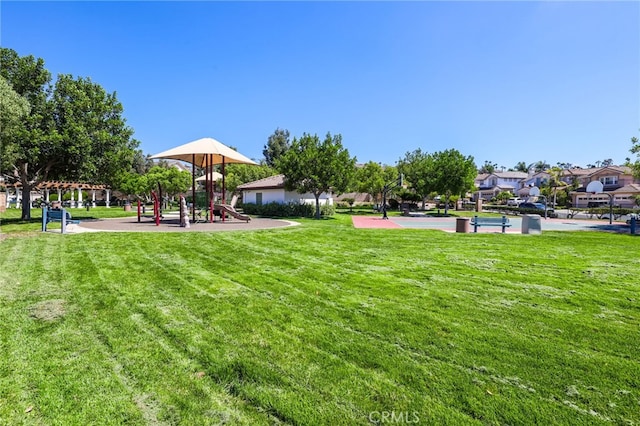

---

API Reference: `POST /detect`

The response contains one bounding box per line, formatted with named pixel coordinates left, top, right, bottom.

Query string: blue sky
left=2, top=1, right=639, bottom=170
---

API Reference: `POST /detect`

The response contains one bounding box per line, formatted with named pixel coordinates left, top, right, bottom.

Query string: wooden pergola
left=5, top=181, right=112, bottom=208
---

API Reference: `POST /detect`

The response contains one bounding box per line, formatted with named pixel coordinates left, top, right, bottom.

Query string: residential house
left=570, top=166, right=640, bottom=208
left=475, top=171, right=528, bottom=201
left=237, top=174, right=333, bottom=206
left=517, top=171, right=551, bottom=198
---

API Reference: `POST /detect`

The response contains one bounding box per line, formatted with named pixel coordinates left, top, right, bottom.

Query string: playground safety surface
left=69, top=216, right=297, bottom=233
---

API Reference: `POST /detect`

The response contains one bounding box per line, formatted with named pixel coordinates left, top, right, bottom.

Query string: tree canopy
left=277, top=132, right=356, bottom=219
left=479, top=160, right=497, bottom=174
left=629, top=136, right=640, bottom=179
left=397, top=149, right=435, bottom=207
left=263, top=128, right=291, bottom=168
left=224, top=163, right=278, bottom=195
left=0, top=47, right=139, bottom=219
left=429, top=149, right=477, bottom=214
left=354, top=161, right=397, bottom=204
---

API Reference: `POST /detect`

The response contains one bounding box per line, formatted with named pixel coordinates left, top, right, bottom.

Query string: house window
left=256, top=192, right=263, bottom=206
left=490, top=178, right=497, bottom=186
left=599, top=176, right=618, bottom=185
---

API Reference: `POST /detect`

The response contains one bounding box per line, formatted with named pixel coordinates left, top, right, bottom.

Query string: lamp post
left=381, top=174, right=404, bottom=220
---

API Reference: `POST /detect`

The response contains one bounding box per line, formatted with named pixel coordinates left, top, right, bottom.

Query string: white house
left=475, top=171, right=528, bottom=201
left=238, top=174, right=333, bottom=206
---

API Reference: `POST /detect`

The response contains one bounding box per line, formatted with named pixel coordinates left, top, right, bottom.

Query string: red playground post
left=137, top=200, right=141, bottom=223
left=151, top=191, right=160, bottom=226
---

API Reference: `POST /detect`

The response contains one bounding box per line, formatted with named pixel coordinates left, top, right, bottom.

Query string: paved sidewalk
left=352, top=215, right=631, bottom=234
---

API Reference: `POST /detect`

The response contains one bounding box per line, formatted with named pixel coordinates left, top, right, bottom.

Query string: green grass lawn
left=1, top=214, right=638, bottom=425
left=0, top=206, right=143, bottom=234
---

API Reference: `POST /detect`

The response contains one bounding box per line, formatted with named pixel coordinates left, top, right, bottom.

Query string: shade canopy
left=195, top=172, right=223, bottom=182
left=150, top=137, right=257, bottom=167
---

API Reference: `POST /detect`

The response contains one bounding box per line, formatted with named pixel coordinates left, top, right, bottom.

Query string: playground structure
left=137, top=191, right=161, bottom=226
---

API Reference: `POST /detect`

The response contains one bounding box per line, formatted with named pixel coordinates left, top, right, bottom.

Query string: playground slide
left=215, top=204, right=251, bottom=222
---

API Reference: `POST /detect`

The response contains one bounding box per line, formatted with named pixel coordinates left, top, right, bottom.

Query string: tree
left=629, top=136, right=640, bottom=179
left=225, top=163, right=277, bottom=194
left=546, top=166, right=566, bottom=207
left=533, top=161, right=550, bottom=173
left=263, top=128, right=291, bottom=168
left=0, top=76, right=30, bottom=132
left=114, top=172, right=148, bottom=202
left=397, top=149, right=434, bottom=209
left=144, top=166, right=191, bottom=209
left=479, top=160, right=497, bottom=174
left=514, top=161, right=528, bottom=173
left=277, top=132, right=356, bottom=219
left=355, top=161, right=386, bottom=204
left=429, top=149, right=477, bottom=215
left=0, top=48, right=139, bottom=219
left=1, top=48, right=56, bottom=220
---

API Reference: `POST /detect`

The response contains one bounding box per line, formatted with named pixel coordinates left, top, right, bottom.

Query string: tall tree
left=263, top=128, right=291, bottom=168
left=430, top=149, right=477, bottom=215
left=0, top=76, right=30, bottom=131
left=397, top=149, right=434, bottom=209
left=52, top=74, right=139, bottom=185
left=629, top=136, right=640, bottom=179
left=479, top=160, right=497, bottom=174
left=1, top=48, right=139, bottom=219
left=277, top=132, right=356, bottom=219
left=355, top=161, right=385, bottom=204
left=546, top=166, right=566, bottom=207
left=514, top=161, right=528, bottom=173
left=1, top=48, right=57, bottom=220
left=398, top=148, right=434, bottom=209
left=533, top=161, right=550, bottom=173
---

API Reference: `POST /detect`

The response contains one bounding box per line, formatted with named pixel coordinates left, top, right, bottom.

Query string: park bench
left=42, top=208, right=80, bottom=234
left=471, top=215, right=511, bottom=233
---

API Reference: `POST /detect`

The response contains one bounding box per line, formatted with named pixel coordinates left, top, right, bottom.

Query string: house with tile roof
left=569, top=166, right=640, bottom=207
left=474, top=171, right=529, bottom=201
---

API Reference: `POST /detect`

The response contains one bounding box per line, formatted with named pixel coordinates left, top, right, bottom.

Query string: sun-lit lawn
left=0, top=214, right=638, bottom=424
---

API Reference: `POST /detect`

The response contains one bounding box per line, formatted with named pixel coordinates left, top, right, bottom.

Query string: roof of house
left=586, top=165, right=632, bottom=177
left=237, top=174, right=285, bottom=190
left=613, top=183, right=640, bottom=193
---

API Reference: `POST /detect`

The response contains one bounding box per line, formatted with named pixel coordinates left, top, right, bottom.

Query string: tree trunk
left=444, top=192, right=450, bottom=216
left=21, top=180, right=32, bottom=220
left=315, top=193, right=321, bottom=219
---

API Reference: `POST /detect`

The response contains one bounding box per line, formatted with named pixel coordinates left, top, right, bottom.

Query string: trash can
left=456, top=217, right=470, bottom=233
left=522, top=214, right=542, bottom=234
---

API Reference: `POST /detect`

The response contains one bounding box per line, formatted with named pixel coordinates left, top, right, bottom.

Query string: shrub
left=242, top=202, right=316, bottom=218
left=321, top=203, right=335, bottom=216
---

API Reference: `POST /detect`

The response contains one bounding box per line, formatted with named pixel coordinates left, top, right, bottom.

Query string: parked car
left=519, top=202, right=556, bottom=217
left=507, top=197, right=523, bottom=206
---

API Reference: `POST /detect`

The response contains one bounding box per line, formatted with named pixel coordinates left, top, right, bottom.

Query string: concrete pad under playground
left=352, top=215, right=631, bottom=234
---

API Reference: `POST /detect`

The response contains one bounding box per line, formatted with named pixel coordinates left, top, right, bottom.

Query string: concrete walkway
left=353, top=215, right=632, bottom=234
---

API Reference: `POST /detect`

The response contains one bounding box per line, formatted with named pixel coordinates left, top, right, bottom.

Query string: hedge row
left=241, top=202, right=335, bottom=218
